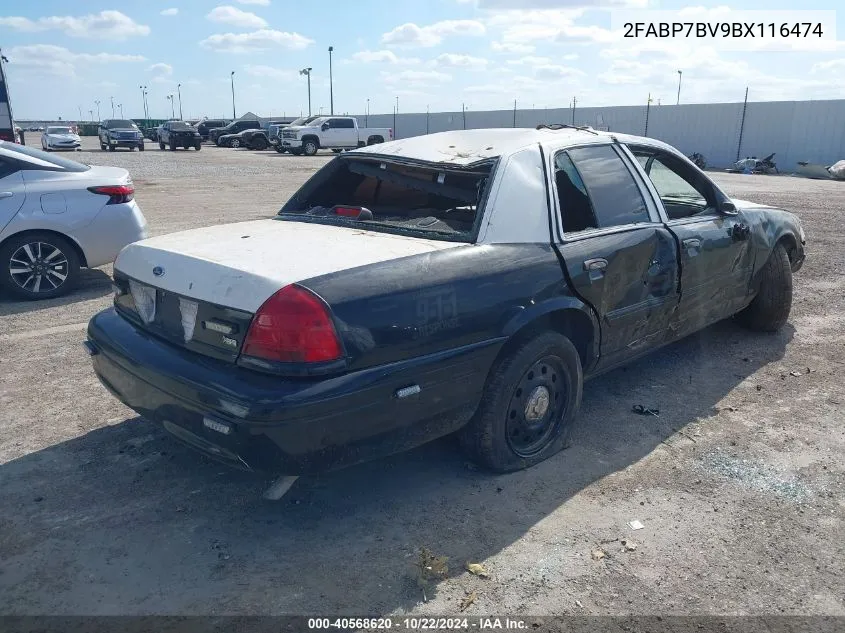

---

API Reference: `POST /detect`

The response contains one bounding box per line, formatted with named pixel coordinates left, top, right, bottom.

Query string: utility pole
left=230, top=71, right=236, bottom=119
left=177, top=83, right=183, bottom=119
left=78, top=105, right=83, bottom=121
left=328, top=46, right=334, bottom=115
left=300, top=67, right=312, bottom=116
left=139, top=85, right=148, bottom=120
left=676, top=70, right=682, bottom=105
left=644, top=93, right=652, bottom=136
left=167, top=95, right=174, bottom=119
left=736, top=86, right=749, bottom=162
left=95, top=100, right=100, bottom=120
left=571, top=96, right=577, bottom=125
left=118, top=103, right=123, bottom=118
left=110, top=96, right=115, bottom=117
left=89, top=109, right=93, bottom=122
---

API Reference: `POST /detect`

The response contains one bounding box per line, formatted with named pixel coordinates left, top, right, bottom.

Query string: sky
left=1, top=0, right=844, bottom=121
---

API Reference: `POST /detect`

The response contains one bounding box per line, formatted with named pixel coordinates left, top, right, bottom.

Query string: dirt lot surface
left=1, top=136, right=843, bottom=616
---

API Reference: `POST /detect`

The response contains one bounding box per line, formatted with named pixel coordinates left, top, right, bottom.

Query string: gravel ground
left=0, top=136, right=843, bottom=616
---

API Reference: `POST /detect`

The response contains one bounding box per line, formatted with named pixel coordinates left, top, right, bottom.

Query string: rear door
left=548, top=143, right=680, bottom=370
left=626, top=145, right=755, bottom=336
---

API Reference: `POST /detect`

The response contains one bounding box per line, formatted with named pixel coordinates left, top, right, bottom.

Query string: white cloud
left=506, top=55, right=553, bottom=66
left=7, top=44, right=145, bottom=76
left=382, top=69, right=452, bottom=87
left=206, top=6, right=268, bottom=29
left=200, top=29, right=314, bottom=53
left=244, top=64, right=296, bottom=79
left=160, top=8, right=178, bottom=16
left=434, top=53, right=488, bottom=70
left=349, top=50, right=420, bottom=64
left=470, top=0, right=647, bottom=7
left=236, top=0, right=270, bottom=4
left=0, top=10, right=150, bottom=39
left=535, top=64, right=584, bottom=79
left=811, top=59, right=845, bottom=73
left=491, top=41, right=535, bottom=54
left=148, top=62, right=173, bottom=78
left=381, top=20, right=486, bottom=48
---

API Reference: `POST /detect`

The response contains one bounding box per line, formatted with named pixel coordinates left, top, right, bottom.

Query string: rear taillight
left=88, top=184, right=135, bottom=204
left=241, top=284, right=342, bottom=364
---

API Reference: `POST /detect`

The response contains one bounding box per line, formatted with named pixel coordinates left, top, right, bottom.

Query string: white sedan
left=0, top=141, right=148, bottom=299
left=41, top=126, right=82, bottom=151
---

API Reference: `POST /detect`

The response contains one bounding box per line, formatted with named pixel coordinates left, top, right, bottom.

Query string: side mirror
left=720, top=201, right=737, bottom=215
left=321, top=123, right=329, bottom=131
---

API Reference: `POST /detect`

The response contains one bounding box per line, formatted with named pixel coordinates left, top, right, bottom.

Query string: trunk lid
left=113, top=219, right=462, bottom=360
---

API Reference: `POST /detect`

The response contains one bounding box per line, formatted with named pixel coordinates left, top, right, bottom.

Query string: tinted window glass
left=104, top=120, right=137, bottom=129
left=567, top=145, right=648, bottom=228
left=554, top=152, right=597, bottom=233
left=329, top=118, right=354, bottom=129
left=170, top=122, right=195, bottom=130
left=0, top=158, right=17, bottom=179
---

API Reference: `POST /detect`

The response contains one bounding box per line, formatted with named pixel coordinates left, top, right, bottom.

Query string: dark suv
left=209, top=119, right=261, bottom=145
left=158, top=121, right=202, bottom=151
left=98, top=119, right=144, bottom=151
left=196, top=119, right=229, bottom=141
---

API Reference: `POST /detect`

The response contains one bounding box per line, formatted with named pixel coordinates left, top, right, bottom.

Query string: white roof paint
left=115, top=219, right=463, bottom=313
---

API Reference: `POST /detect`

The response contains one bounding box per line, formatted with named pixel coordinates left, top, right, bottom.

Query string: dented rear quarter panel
left=733, top=199, right=806, bottom=280
left=299, top=243, right=594, bottom=373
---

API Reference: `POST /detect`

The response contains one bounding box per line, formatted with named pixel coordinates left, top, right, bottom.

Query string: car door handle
left=583, top=258, right=608, bottom=272
left=682, top=238, right=701, bottom=249
left=0, top=192, right=13, bottom=199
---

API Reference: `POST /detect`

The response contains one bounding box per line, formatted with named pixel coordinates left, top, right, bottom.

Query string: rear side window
left=557, top=145, right=648, bottom=232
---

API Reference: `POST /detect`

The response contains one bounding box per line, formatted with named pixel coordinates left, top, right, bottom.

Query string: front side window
left=631, top=148, right=714, bottom=220
left=555, top=144, right=649, bottom=233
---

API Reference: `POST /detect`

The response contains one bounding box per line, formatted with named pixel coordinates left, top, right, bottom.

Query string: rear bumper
left=74, top=200, right=148, bottom=268
left=86, top=309, right=499, bottom=474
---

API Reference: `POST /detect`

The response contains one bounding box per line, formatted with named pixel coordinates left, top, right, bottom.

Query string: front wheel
left=231, top=139, right=241, bottom=148
left=0, top=233, right=80, bottom=300
left=459, top=331, right=583, bottom=472
left=108, top=145, right=115, bottom=152
left=275, top=145, right=287, bottom=154
left=303, top=140, right=318, bottom=156
left=252, top=137, right=268, bottom=150
left=735, top=243, right=792, bottom=332
left=159, top=142, right=165, bottom=150
left=194, top=143, right=202, bottom=151
left=138, top=143, right=144, bottom=152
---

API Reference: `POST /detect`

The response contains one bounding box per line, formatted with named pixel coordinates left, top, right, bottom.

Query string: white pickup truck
left=279, top=116, right=393, bottom=156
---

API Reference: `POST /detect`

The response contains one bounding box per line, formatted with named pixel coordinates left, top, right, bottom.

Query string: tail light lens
left=88, top=184, right=135, bottom=204
left=241, top=284, right=342, bottom=364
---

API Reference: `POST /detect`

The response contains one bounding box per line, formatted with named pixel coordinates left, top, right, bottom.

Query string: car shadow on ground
left=0, top=269, right=113, bottom=316
left=0, top=320, right=794, bottom=614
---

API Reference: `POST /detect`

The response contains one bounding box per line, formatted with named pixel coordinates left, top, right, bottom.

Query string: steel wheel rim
left=505, top=355, right=567, bottom=457
left=9, top=241, right=69, bottom=294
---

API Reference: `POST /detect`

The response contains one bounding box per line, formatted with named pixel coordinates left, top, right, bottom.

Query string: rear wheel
left=169, top=142, right=177, bottom=151
left=231, top=138, right=241, bottom=148
left=138, top=143, right=145, bottom=152
left=252, top=137, right=268, bottom=150
left=194, top=143, right=202, bottom=151
left=159, top=142, right=166, bottom=150
left=0, top=233, right=80, bottom=300
left=736, top=243, right=792, bottom=332
left=459, top=331, right=583, bottom=472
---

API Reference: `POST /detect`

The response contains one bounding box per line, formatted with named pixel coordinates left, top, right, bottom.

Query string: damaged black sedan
left=85, top=127, right=806, bottom=491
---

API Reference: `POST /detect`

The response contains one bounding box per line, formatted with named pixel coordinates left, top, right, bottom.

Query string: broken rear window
left=277, top=156, right=496, bottom=242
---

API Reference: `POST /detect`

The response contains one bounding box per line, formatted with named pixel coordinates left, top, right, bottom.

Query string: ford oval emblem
left=152, top=266, right=165, bottom=277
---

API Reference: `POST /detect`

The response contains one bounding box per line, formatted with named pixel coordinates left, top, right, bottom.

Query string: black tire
left=302, top=139, right=318, bottom=156
left=194, top=143, right=202, bottom=151
left=459, top=331, right=583, bottom=472
left=0, top=232, right=80, bottom=300
left=138, top=143, right=144, bottom=152
left=275, top=145, right=287, bottom=154
left=108, top=145, right=115, bottom=152
left=252, top=137, right=268, bottom=150
left=290, top=148, right=303, bottom=156
left=100, top=142, right=107, bottom=151
left=169, top=142, right=177, bottom=151
left=735, top=243, right=792, bottom=332
left=331, top=148, right=342, bottom=154
left=159, top=142, right=166, bottom=150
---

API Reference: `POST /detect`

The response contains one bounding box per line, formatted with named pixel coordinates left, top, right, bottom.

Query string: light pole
left=230, top=71, right=236, bottom=119
left=143, top=89, right=149, bottom=120
left=177, top=83, right=183, bottom=120
left=139, top=85, right=147, bottom=120
left=299, top=67, right=312, bottom=116
left=94, top=100, right=100, bottom=120
left=328, top=46, right=334, bottom=115
left=89, top=109, right=94, bottom=122
left=365, top=98, right=369, bottom=126
left=676, top=70, right=682, bottom=105
left=118, top=104, right=123, bottom=118
left=110, top=96, right=115, bottom=117
left=167, top=95, right=175, bottom=119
